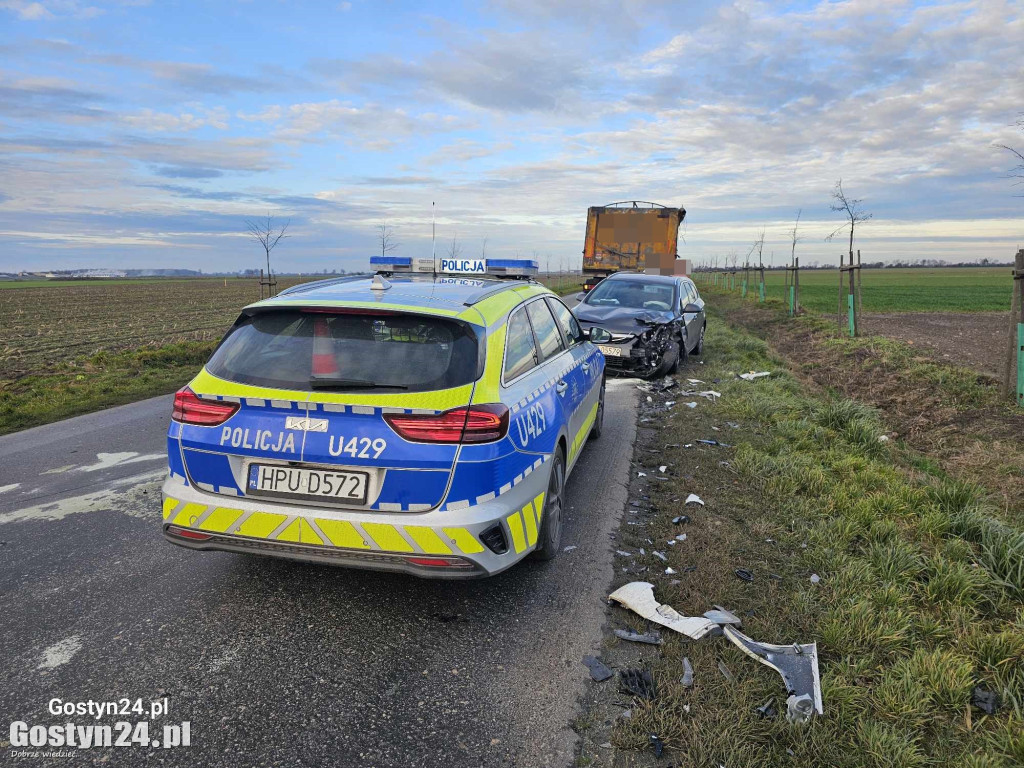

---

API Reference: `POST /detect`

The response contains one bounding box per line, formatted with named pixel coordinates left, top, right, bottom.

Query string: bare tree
left=788, top=210, right=804, bottom=264
left=246, top=213, right=290, bottom=278
left=826, top=179, right=872, bottom=255
left=446, top=233, right=463, bottom=259
left=376, top=221, right=400, bottom=258
left=481, top=236, right=489, bottom=259
left=995, top=114, right=1024, bottom=192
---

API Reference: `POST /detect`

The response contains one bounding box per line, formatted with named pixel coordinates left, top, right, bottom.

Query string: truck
left=581, top=201, right=687, bottom=291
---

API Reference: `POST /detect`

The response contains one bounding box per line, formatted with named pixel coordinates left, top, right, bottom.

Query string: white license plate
left=598, top=344, right=622, bottom=357
left=247, top=464, right=369, bottom=504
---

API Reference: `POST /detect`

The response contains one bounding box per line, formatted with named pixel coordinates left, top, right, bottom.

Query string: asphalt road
left=0, top=382, right=637, bottom=767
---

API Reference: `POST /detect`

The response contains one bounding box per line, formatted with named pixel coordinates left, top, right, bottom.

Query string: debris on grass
left=703, top=606, right=742, bottom=627
left=671, top=515, right=690, bottom=524
left=614, top=629, right=663, bottom=645
left=717, top=660, right=734, bottom=681
left=723, top=626, right=823, bottom=722
left=648, top=734, right=665, bottom=757
left=756, top=698, right=777, bottom=719
left=608, top=582, right=718, bottom=640
left=971, top=686, right=999, bottom=715
left=680, top=657, right=694, bottom=688
left=684, top=493, right=704, bottom=506
left=582, top=655, right=613, bottom=682
left=684, top=402, right=698, bottom=408
left=739, top=371, right=771, bottom=380
left=619, top=669, right=657, bottom=700
left=809, top=573, right=820, bottom=584
left=734, top=568, right=754, bottom=582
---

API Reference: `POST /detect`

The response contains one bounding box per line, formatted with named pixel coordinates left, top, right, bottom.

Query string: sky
left=1, top=0, right=1022, bottom=274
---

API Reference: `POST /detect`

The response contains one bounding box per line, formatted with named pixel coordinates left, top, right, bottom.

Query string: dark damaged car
left=572, top=272, right=706, bottom=379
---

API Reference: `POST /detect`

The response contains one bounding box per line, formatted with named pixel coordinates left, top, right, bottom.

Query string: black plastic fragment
left=735, top=568, right=755, bottom=582
left=614, top=628, right=662, bottom=645
left=672, top=515, right=690, bottom=525
left=971, top=686, right=999, bottom=715
left=619, top=669, right=657, bottom=700
left=582, top=655, right=613, bottom=682
left=649, top=734, right=664, bottom=757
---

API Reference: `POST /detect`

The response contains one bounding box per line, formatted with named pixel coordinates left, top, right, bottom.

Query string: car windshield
left=207, top=310, right=481, bottom=392
left=585, top=279, right=675, bottom=311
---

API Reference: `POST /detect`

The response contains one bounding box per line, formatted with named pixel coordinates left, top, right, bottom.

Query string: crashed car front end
left=583, top=314, right=681, bottom=378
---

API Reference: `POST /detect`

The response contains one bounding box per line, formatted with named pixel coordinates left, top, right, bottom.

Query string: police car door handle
left=556, top=380, right=568, bottom=395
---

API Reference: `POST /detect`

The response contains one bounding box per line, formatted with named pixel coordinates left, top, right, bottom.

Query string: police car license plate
left=247, top=464, right=369, bottom=504
left=598, top=344, right=622, bottom=357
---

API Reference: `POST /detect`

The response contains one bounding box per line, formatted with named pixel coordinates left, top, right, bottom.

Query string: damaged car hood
left=574, top=304, right=675, bottom=333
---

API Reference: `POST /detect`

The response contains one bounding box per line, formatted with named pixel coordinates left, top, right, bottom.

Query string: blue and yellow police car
left=161, top=257, right=606, bottom=578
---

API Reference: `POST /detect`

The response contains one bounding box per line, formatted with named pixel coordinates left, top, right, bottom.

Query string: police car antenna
left=431, top=201, right=437, bottom=277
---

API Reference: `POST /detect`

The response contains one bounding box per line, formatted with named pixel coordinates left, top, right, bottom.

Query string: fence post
left=1005, top=249, right=1024, bottom=406
left=856, top=249, right=863, bottom=322
left=838, top=254, right=844, bottom=332
left=794, top=257, right=800, bottom=314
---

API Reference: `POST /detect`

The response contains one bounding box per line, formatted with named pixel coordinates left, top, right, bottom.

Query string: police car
left=161, top=256, right=606, bottom=578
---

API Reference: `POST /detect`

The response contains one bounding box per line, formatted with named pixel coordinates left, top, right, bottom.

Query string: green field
left=698, top=266, right=1013, bottom=313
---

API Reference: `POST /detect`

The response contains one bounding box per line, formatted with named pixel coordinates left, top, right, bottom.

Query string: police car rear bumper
left=160, top=462, right=551, bottom=579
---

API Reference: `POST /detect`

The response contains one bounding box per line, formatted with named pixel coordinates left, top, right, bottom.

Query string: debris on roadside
left=684, top=493, right=704, bottom=506
left=756, top=698, right=777, bottom=719
left=717, top=661, right=734, bottom=681
left=695, top=439, right=732, bottom=447
left=616, top=550, right=633, bottom=557
left=619, top=669, right=657, bottom=700
left=653, top=551, right=667, bottom=561
left=696, top=390, right=722, bottom=401
left=672, top=515, right=690, bottom=524
left=680, top=657, right=694, bottom=688
left=739, top=371, right=771, bottom=381
left=664, top=567, right=676, bottom=575
left=614, top=629, right=663, bottom=645
left=971, top=686, right=999, bottom=715
left=723, top=626, right=823, bottom=722
left=684, top=402, right=698, bottom=408
left=582, top=655, right=614, bottom=682
left=703, top=606, right=742, bottom=627
left=648, top=734, right=665, bottom=757
left=809, top=573, right=821, bottom=584
left=563, top=545, right=578, bottom=552
left=674, top=533, right=687, bottom=542
left=735, top=568, right=754, bottom=582
left=608, top=582, right=717, bottom=640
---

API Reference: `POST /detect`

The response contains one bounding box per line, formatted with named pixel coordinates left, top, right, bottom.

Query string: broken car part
left=717, top=661, right=734, bottom=681
left=680, top=657, right=694, bottom=688
left=703, top=606, right=742, bottom=627
left=723, top=626, right=823, bottom=722
left=608, top=581, right=717, bottom=640
left=684, top=494, right=704, bottom=506
left=735, top=568, right=754, bottom=582
left=971, top=686, right=999, bottom=715
left=614, top=629, right=663, bottom=645
left=739, top=371, right=771, bottom=380
left=648, top=734, right=664, bottom=758
left=619, top=669, right=657, bottom=700
left=756, top=698, right=777, bottom=719
left=583, top=655, right=614, bottom=682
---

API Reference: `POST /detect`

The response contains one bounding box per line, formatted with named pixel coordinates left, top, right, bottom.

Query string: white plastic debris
left=608, top=582, right=716, bottom=639
left=723, top=626, right=823, bottom=721
left=739, top=371, right=771, bottom=381
left=658, top=465, right=667, bottom=473
left=684, top=494, right=704, bottom=506
left=686, top=378, right=704, bottom=384
left=653, top=551, right=667, bottom=562
left=563, top=545, right=578, bottom=552
left=637, top=471, right=647, bottom=477
left=664, top=567, right=677, bottom=575
left=697, top=390, right=722, bottom=401
left=675, top=534, right=687, bottom=542
left=664, top=400, right=676, bottom=407
left=810, top=573, right=821, bottom=584
left=616, top=550, right=633, bottom=557
left=685, top=402, right=698, bottom=409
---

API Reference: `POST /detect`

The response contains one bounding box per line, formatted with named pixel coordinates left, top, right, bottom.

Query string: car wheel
left=654, top=340, right=681, bottom=378
left=532, top=448, right=565, bottom=560
left=691, top=323, right=705, bottom=357
left=590, top=378, right=606, bottom=439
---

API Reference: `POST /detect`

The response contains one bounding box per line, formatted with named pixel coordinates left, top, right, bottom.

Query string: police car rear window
left=207, top=310, right=481, bottom=392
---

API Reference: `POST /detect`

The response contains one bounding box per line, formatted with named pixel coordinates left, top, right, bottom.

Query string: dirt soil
left=858, top=311, right=1011, bottom=377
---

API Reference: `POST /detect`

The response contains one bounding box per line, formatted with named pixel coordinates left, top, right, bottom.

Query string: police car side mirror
left=589, top=327, right=612, bottom=344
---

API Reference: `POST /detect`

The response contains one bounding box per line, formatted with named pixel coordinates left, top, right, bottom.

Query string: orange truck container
left=581, top=201, right=687, bottom=291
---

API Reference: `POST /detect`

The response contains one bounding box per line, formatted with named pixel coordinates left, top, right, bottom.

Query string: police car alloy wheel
left=532, top=449, right=565, bottom=561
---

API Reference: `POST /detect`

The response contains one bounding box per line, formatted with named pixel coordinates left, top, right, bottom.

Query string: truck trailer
left=581, top=201, right=687, bottom=291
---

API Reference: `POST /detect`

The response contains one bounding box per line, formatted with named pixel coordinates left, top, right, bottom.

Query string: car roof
left=245, top=274, right=554, bottom=324
left=604, top=272, right=681, bottom=285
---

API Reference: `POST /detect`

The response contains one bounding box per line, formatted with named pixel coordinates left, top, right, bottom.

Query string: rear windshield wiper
left=309, top=376, right=409, bottom=390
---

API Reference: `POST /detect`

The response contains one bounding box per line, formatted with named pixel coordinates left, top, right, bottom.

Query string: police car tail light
left=171, top=387, right=239, bottom=426
left=383, top=404, right=509, bottom=444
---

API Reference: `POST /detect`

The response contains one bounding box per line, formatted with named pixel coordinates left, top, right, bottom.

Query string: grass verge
left=696, top=284, right=1024, bottom=527
left=0, top=341, right=214, bottom=435
left=573, top=311, right=1022, bottom=768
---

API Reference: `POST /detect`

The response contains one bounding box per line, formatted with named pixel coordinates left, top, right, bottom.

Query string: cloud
left=122, top=106, right=230, bottom=132
left=0, top=1, right=102, bottom=20
left=151, top=165, right=224, bottom=179
left=0, top=75, right=107, bottom=121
